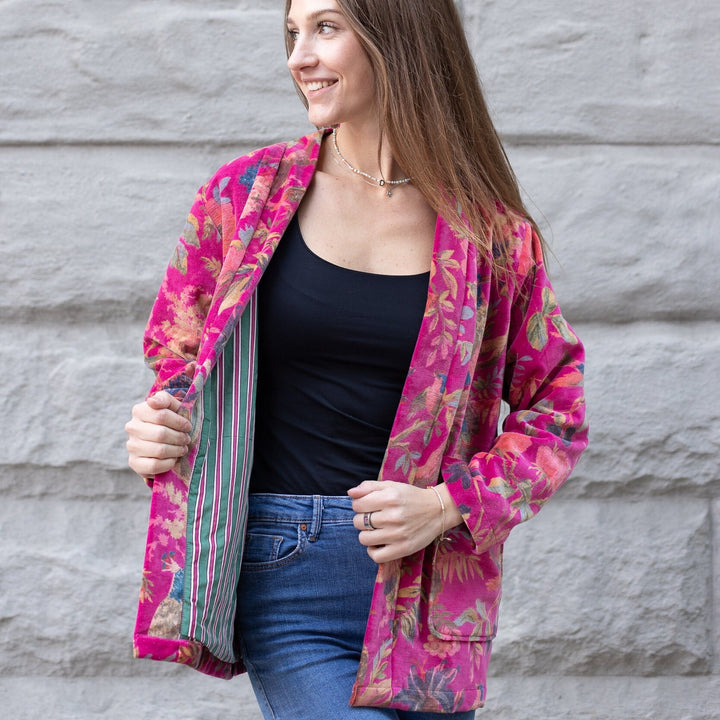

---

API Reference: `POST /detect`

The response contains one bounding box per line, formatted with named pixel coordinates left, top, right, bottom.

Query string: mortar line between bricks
left=563, top=319, right=720, bottom=329
left=4, top=312, right=720, bottom=327
left=712, top=500, right=719, bottom=674
left=0, top=139, right=719, bottom=150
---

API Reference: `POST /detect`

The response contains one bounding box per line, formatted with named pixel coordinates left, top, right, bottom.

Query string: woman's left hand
left=348, top=480, right=463, bottom=563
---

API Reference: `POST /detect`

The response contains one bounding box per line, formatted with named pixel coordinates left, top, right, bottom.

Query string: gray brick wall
left=1, top=1, right=718, bottom=718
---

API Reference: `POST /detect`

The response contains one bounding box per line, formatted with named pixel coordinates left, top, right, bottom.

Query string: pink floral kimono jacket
left=133, top=130, right=588, bottom=712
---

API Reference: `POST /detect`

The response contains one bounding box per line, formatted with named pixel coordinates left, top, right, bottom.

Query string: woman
left=126, top=0, right=588, bottom=717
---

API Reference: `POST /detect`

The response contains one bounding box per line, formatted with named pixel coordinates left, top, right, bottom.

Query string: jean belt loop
left=309, top=495, right=323, bottom=542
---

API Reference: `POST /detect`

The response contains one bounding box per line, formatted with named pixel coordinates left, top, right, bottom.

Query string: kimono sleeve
left=444, top=225, right=588, bottom=554
left=143, top=182, right=222, bottom=399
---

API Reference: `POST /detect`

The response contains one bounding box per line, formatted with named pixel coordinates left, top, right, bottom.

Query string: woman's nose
left=287, top=35, right=317, bottom=71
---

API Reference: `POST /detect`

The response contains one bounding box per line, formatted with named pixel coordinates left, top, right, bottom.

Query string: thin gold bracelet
left=430, top=485, right=447, bottom=542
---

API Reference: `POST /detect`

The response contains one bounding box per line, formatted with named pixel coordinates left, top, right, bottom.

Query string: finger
left=125, top=417, right=190, bottom=447
left=356, top=525, right=388, bottom=549
left=357, top=530, right=393, bottom=550
left=352, top=510, right=384, bottom=533
left=130, top=403, right=191, bottom=434
left=156, top=408, right=192, bottom=433
left=126, top=436, right=188, bottom=460
left=132, top=392, right=192, bottom=432
left=366, top=543, right=404, bottom=564
left=347, top=480, right=383, bottom=499
left=349, top=482, right=387, bottom=513
left=129, top=455, right=180, bottom=478
left=146, top=391, right=182, bottom=412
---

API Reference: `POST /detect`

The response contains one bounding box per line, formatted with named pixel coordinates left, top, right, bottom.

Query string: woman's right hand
left=125, top=391, right=192, bottom=479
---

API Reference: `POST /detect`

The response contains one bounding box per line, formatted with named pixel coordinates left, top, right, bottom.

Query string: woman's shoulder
left=202, top=130, right=323, bottom=196
left=490, top=202, right=541, bottom=280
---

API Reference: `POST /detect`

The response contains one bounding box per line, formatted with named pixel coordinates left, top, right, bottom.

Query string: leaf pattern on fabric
left=157, top=287, right=211, bottom=357
left=182, top=214, right=201, bottom=248
left=139, top=570, right=153, bottom=604
left=526, top=310, right=549, bottom=351
left=169, top=243, right=188, bottom=274
left=394, top=665, right=462, bottom=712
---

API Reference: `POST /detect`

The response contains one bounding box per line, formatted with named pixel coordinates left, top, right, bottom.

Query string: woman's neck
left=332, top=122, right=407, bottom=184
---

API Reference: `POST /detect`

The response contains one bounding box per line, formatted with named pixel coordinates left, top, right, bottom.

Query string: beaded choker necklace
left=332, top=128, right=411, bottom=198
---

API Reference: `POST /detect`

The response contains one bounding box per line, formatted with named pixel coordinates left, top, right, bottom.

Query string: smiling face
left=286, top=0, right=377, bottom=130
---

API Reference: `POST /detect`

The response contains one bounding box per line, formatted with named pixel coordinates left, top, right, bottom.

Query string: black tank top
left=249, top=214, right=430, bottom=495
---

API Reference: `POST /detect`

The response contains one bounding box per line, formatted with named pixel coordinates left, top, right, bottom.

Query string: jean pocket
left=241, top=522, right=307, bottom=570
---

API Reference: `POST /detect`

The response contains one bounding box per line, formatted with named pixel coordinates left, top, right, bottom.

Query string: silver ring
left=363, top=512, right=376, bottom=530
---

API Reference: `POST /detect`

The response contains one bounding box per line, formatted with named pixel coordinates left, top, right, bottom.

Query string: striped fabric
left=181, top=295, right=257, bottom=662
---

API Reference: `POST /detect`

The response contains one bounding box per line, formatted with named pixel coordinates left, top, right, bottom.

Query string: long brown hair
left=284, top=0, right=543, bottom=266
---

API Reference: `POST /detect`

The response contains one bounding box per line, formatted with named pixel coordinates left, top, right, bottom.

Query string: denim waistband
left=247, top=494, right=355, bottom=542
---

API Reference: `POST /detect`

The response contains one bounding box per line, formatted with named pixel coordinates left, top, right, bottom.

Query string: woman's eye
left=318, top=22, right=336, bottom=34
left=286, top=28, right=299, bottom=42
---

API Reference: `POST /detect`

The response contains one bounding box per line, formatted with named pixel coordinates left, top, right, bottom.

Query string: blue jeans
left=235, top=494, right=476, bottom=720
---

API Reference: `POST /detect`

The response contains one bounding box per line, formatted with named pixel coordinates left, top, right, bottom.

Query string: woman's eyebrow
left=287, top=9, right=344, bottom=25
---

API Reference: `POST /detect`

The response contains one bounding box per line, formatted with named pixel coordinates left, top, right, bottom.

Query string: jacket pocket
left=426, top=529, right=502, bottom=641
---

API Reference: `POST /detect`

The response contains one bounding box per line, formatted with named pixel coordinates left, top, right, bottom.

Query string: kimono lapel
left=379, top=214, right=483, bottom=487
left=140, top=134, right=322, bottom=674
left=183, top=132, right=322, bottom=408
left=352, top=215, right=487, bottom=706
